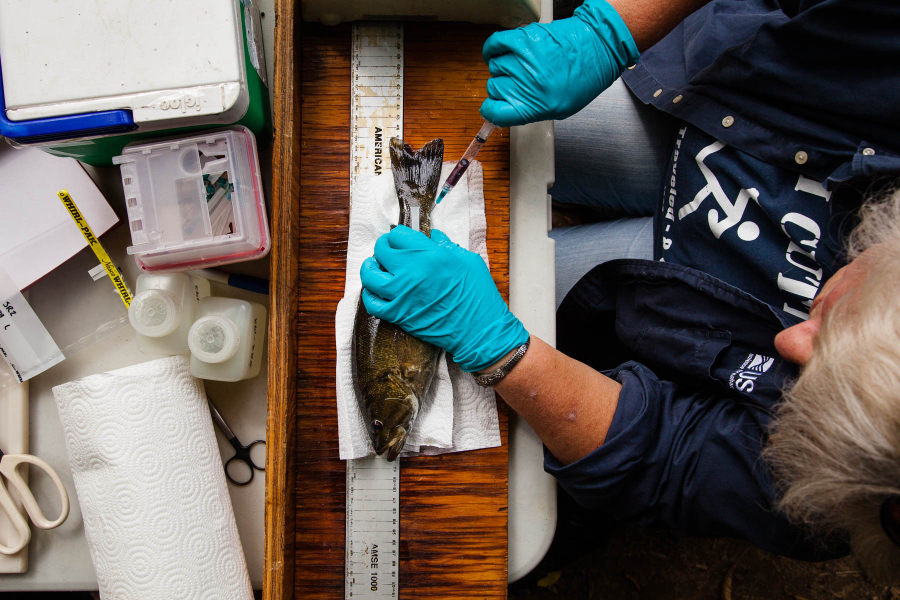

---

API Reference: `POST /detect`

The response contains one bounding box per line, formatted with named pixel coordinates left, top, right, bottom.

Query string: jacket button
left=673, top=95, right=683, bottom=104
left=795, top=151, right=808, bottom=165
left=863, top=147, right=876, bottom=156
left=722, top=116, right=734, bottom=128
left=653, top=89, right=662, bottom=97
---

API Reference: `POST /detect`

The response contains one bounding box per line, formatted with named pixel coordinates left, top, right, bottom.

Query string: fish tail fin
left=390, top=138, right=444, bottom=237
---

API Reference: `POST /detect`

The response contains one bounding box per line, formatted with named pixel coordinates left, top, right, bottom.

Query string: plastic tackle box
left=113, top=126, right=270, bottom=272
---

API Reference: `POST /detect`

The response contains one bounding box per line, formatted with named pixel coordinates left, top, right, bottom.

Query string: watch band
left=473, top=337, right=531, bottom=388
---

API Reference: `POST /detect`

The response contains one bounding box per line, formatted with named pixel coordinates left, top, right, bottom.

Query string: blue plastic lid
left=0, top=53, right=136, bottom=144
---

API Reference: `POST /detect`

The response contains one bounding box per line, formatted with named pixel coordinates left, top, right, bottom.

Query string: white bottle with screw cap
left=129, top=273, right=210, bottom=355
left=188, top=296, right=267, bottom=382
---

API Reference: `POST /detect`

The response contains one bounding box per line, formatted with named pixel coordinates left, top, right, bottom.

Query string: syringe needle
left=436, top=121, right=498, bottom=204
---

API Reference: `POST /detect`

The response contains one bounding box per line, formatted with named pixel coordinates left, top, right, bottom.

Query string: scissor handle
left=0, top=477, right=31, bottom=555
left=0, top=454, right=69, bottom=530
left=239, top=439, right=266, bottom=472
left=224, top=440, right=266, bottom=486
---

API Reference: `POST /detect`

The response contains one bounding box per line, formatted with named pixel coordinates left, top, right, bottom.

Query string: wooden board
left=265, top=0, right=301, bottom=597
left=267, top=17, right=510, bottom=600
left=400, top=23, right=510, bottom=599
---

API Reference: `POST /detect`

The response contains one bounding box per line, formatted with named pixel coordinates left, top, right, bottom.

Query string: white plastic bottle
left=187, top=297, right=267, bottom=382
left=129, top=273, right=210, bottom=355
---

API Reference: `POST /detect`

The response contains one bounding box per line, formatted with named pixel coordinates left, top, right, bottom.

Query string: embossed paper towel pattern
left=52, top=355, right=253, bottom=600
left=335, top=161, right=502, bottom=460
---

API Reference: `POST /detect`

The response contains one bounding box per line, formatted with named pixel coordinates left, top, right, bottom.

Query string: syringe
left=435, top=121, right=498, bottom=204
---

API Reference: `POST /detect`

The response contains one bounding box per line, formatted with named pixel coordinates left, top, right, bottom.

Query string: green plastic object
left=41, top=6, right=270, bottom=166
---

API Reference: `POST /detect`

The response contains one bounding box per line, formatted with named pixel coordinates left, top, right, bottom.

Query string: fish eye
left=372, top=420, right=384, bottom=432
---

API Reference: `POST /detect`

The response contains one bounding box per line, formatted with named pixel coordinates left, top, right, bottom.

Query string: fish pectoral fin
left=386, top=369, right=410, bottom=389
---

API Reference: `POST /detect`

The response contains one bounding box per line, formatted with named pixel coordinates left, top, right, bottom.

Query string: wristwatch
left=473, top=337, right=531, bottom=388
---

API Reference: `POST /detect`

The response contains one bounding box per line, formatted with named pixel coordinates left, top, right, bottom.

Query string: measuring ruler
left=345, top=456, right=400, bottom=599
left=345, top=22, right=403, bottom=600
left=350, top=23, right=403, bottom=190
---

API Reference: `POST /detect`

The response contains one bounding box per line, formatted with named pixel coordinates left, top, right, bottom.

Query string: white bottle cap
left=128, top=289, right=181, bottom=338
left=188, top=315, right=240, bottom=363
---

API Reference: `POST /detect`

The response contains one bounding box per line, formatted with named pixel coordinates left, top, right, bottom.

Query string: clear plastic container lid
left=128, top=289, right=181, bottom=338
left=112, top=126, right=270, bottom=273
left=188, top=315, right=241, bottom=363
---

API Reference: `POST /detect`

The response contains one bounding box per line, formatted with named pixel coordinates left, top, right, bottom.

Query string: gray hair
left=765, top=185, right=900, bottom=583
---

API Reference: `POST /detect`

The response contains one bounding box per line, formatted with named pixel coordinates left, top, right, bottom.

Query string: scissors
left=0, top=446, right=69, bottom=555
left=207, top=398, right=265, bottom=486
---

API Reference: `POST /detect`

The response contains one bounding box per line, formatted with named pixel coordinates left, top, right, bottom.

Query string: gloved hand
left=480, top=0, right=639, bottom=127
left=360, top=225, right=529, bottom=373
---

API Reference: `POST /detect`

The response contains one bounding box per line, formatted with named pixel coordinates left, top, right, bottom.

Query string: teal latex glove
left=480, top=0, right=639, bottom=127
left=360, top=225, right=529, bottom=373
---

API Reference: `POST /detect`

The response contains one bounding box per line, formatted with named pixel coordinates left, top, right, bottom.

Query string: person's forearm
left=608, top=0, right=712, bottom=51
left=483, top=336, right=622, bottom=465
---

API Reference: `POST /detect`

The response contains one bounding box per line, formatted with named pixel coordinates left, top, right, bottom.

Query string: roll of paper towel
left=52, top=355, right=253, bottom=600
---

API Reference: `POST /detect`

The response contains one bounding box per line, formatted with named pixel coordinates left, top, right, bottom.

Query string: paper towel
left=52, top=355, right=253, bottom=600
left=335, top=161, right=502, bottom=460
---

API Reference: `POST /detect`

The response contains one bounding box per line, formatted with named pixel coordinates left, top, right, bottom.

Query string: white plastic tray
left=508, top=119, right=557, bottom=582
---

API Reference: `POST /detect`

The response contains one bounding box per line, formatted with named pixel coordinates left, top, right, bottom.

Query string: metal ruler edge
left=346, top=22, right=403, bottom=600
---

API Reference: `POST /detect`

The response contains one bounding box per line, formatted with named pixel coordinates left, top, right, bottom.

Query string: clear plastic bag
left=0, top=242, right=131, bottom=391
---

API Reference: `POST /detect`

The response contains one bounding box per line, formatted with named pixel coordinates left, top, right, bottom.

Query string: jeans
left=550, top=79, right=679, bottom=307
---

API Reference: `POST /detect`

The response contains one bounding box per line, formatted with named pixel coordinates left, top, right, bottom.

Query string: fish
left=353, top=137, right=444, bottom=461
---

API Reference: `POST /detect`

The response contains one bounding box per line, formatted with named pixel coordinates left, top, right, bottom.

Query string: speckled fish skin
left=353, top=138, right=444, bottom=461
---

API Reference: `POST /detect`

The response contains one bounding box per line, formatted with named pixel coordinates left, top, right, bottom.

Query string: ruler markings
left=347, top=22, right=403, bottom=600
left=359, top=57, right=399, bottom=67
left=356, top=87, right=400, bottom=97
left=357, top=97, right=399, bottom=107
left=357, top=76, right=400, bottom=84
left=356, top=67, right=401, bottom=76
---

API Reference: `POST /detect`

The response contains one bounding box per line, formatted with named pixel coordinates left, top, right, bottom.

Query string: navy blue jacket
left=622, top=0, right=900, bottom=188
left=548, top=0, right=900, bottom=560
left=554, top=260, right=845, bottom=560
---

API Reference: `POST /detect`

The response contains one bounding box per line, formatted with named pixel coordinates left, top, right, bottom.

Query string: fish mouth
left=382, top=426, right=407, bottom=462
